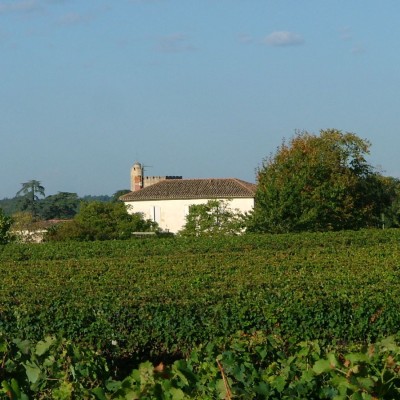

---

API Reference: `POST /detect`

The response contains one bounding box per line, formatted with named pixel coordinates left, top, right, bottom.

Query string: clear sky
left=1, top=0, right=400, bottom=198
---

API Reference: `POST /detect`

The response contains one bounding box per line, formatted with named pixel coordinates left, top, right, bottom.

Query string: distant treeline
left=0, top=191, right=128, bottom=220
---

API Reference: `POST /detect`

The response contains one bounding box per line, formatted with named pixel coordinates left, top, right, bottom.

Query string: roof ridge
left=166, top=177, right=241, bottom=181
left=231, top=178, right=257, bottom=190
left=120, top=177, right=256, bottom=202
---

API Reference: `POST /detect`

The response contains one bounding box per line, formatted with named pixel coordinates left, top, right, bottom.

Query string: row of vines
left=1, top=229, right=400, bottom=397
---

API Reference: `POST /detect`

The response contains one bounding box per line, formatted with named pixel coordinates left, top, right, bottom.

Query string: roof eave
left=121, top=195, right=255, bottom=202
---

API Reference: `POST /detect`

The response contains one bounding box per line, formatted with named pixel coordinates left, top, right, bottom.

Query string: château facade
left=121, top=162, right=256, bottom=233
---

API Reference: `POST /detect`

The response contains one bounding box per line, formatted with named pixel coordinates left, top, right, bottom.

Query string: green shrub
left=45, top=201, right=158, bottom=241
left=0, top=207, right=12, bottom=244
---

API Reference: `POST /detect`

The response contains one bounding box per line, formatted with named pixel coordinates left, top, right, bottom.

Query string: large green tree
left=40, top=192, right=80, bottom=220
left=16, top=180, right=45, bottom=217
left=249, top=129, right=390, bottom=233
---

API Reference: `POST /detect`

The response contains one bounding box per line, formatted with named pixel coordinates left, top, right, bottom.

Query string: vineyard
left=1, top=229, right=400, bottom=398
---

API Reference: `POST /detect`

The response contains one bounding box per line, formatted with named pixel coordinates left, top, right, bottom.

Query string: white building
left=120, top=162, right=256, bottom=233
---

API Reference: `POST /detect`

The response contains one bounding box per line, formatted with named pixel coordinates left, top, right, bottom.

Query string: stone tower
left=130, top=162, right=143, bottom=191
left=130, top=161, right=183, bottom=191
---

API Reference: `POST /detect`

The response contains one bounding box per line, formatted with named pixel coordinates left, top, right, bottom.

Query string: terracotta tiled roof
left=120, top=178, right=257, bottom=202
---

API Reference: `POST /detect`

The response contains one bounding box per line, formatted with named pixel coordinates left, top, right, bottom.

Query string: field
left=1, top=229, right=400, bottom=398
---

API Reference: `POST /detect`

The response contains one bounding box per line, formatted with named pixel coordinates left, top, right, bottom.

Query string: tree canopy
left=179, top=200, right=245, bottom=236
left=249, top=129, right=390, bottom=233
left=111, top=189, right=131, bottom=203
left=376, top=176, right=400, bottom=228
left=40, top=192, right=80, bottom=220
left=16, top=180, right=45, bottom=217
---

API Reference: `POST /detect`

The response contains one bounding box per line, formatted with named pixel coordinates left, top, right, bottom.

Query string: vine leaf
left=24, top=361, right=41, bottom=384
left=35, top=336, right=56, bottom=356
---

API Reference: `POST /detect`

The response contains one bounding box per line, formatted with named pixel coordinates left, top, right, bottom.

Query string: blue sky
left=1, top=0, right=400, bottom=198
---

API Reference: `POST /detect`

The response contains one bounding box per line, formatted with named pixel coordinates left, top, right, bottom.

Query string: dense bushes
left=45, top=201, right=158, bottom=241
left=0, top=208, right=12, bottom=244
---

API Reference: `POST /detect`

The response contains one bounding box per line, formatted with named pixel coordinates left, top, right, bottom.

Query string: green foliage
left=10, top=211, right=38, bottom=243
left=0, top=335, right=111, bottom=399
left=1, top=230, right=400, bottom=364
left=0, top=192, right=111, bottom=218
left=15, top=180, right=45, bottom=217
left=179, top=200, right=245, bottom=236
left=40, top=192, right=80, bottom=219
left=2, top=332, right=400, bottom=399
left=46, top=201, right=158, bottom=241
left=2, top=230, right=400, bottom=395
left=379, top=176, right=400, bottom=228
left=250, top=129, right=390, bottom=233
left=111, top=189, right=131, bottom=203
left=0, top=197, right=20, bottom=216
left=0, top=207, right=12, bottom=244
left=81, top=194, right=112, bottom=203
left=2, top=228, right=400, bottom=397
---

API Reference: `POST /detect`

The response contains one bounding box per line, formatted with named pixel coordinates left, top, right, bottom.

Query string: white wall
left=125, top=197, right=254, bottom=233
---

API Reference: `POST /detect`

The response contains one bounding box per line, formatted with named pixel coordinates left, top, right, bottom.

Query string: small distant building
left=12, top=219, right=66, bottom=243
left=120, top=162, right=256, bottom=233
